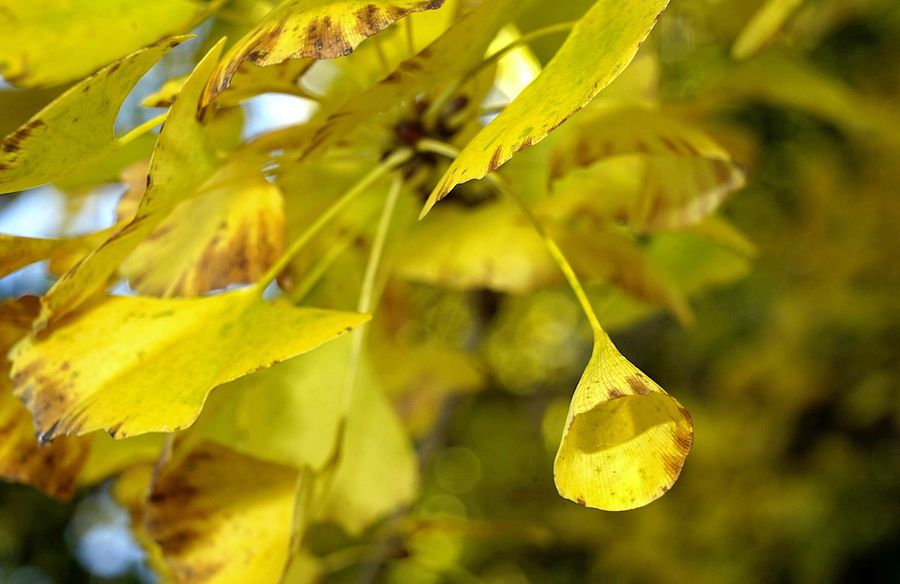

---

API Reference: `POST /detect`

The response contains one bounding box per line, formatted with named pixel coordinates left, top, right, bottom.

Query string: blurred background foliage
left=0, top=0, right=898, bottom=582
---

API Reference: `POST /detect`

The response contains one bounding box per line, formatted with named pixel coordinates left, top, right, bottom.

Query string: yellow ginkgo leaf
left=0, top=1, right=216, bottom=87
left=122, top=161, right=286, bottom=297
left=0, top=36, right=187, bottom=195
left=395, top=201, right=553, bottom=294
left=11, top=287, right=369, bottom=441
left=0, top=297, right=89, bottom=500
left=37, top=40, right=224, bottom=330
left=203, top=0, right=446, bottom=106
left=422, top=0, right=671, bottom=216
left=732, top=0, right=805, bottom=60
left=549, top=105, right=746, bottom=232
left=0, top=230, right=115, bottom=280
left=145, top=443, right=298, bottom=584
left=554, top=334, right=693, bottom=511
left=78, top=432, right=166, bottom=485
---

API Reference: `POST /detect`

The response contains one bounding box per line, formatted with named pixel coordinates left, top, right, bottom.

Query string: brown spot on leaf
left=627, top=375, right=652, bottom=395
left=488, top=146, right=503, bottom=172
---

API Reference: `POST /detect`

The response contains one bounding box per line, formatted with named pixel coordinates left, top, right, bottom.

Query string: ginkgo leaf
left=203, top=0, right=446, bottom=106
left=145, top=443, right=298, bottom=584
left=0, top=36, right=188, bottom=195
left=732, top=0, right=804, bottom=60
left=554, top=334, right=693, bottom=511
left=111, top=464, right=174, bottom=582
left=78, top=432, right=166, bottom=485
left=316, top=347, right=419, bottom=534
left=0, top=230, right=116, bottom=277
left=11, top=287, right=369, bottom=441
left=142, top=74, right=189, bottom=108
left=0, top=297, right=88, bottom=499
left=307, top=0, right=518, bottom=157
left=0, top=1, right=216, bottom=87
left=193, top=336, right=350, bottom=471
left=549, top=105, right=746, bottom=232
left=395, top=201, right=553, bottom=293
left=36, top=40, right=224, bottom=329
left=121, top=161, right=286, bottom=297
left=422, top=0, right=671, bottom=216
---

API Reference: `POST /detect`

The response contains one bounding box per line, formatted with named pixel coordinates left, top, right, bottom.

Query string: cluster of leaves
left=5, top=0, right=894, bottom=581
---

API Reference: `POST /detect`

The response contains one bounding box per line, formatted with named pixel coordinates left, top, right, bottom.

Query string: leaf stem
left=118, top=112, right=168, bottom=145
left=255, top=148, right=412, bottom=292
left=416, top=138, right=605, bottom=335
left=405, top=16, right=416, bottom=57
left=342, top=173, right=404, bottom=408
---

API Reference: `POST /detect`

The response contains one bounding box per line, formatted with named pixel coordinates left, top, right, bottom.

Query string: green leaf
left=0, top=0, right=217, bottom=87
left=0, top=37, right=188, bottom=195
left=422, top=0, right=671, bottom=216
left=11, top=287, right=369, bottom=440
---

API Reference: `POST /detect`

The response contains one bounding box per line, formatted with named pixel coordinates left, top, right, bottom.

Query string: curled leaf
left=11, top=287, right=369, bottom=440
left=203, top=0, right=446, bottom=106
left=423, top=0, right=671, bottom=215
left=554, top=336, right=693, bottom=511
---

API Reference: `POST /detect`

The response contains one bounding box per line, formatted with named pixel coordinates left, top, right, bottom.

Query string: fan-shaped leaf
left=11, top=287, right=368, bottom=440
left=554, top=335, right=693, bottom=511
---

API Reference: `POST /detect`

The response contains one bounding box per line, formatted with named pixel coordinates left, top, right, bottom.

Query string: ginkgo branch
left=417, top=138, right=605, bottom=335
left=254, top=148, right=412, bottom=292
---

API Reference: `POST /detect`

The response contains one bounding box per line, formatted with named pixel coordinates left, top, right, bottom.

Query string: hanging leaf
left=203, top=0, right=446, bottom=106
left=0, top=297, right=89, bottom=499
left=145, top=443, right=298, bottom=583
left=549, top=105, right=746, bottom=232
left=732, top=0, right=805, bottom=60
left=36, top=40, right=224, bottom=330
left=0, top=0, right=217, bottom=87
left=11, top=287, right=369, bottom=441
left=121, top=161, right=286, bottom=297
left=422, top=0, right=671, bottom=216
left=0, top=36, right=188, bottom=194
left=554, top=335, right=693, bottom=511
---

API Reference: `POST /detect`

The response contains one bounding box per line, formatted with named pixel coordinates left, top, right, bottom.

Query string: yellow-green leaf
left=0, top=230, right=114, bottom=279
left=549, top=105, right=746, bottom=232
left=0, top=298, right=88, bottom=499
left=146, top=443, right=298, bottom=584
left=122, top=162, right=286, bottom=297
left=0, top=37, right=187, bottom=195
left=0, top=1, right=216, bottom=87
left=732, top=0, right=804, bottom=60
left=11, top=287, right=368, bottom=440
left=423, top=0, right=671, bottom=215
left=554, top=335, right=693, bottom=511
left=203, top=0, right=446, bottom=106
left=37, top=40, right=224, bottom=329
